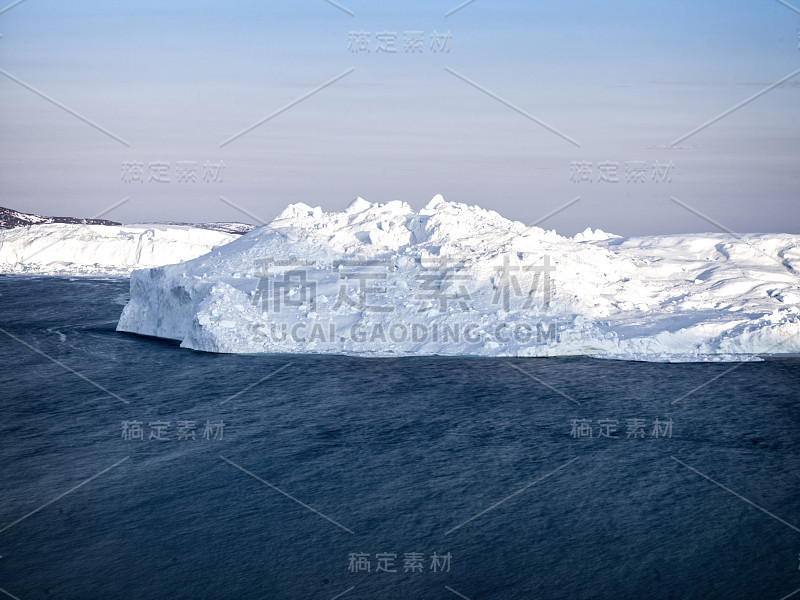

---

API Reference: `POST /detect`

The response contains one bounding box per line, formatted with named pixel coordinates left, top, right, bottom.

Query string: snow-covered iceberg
left=116, top=196, right=800, bottom=361
left=0, top=223, right=237, bottom=276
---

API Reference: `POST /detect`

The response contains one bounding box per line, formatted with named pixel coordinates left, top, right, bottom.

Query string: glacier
left=115, top=196, right=800, bottom=361
left=0, top=223, right=237, bottom=276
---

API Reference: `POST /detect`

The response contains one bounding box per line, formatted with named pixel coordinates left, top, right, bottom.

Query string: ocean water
left=0, top=276, right=798, bottom=600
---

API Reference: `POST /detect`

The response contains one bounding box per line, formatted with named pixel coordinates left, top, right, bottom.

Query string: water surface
left=0, top=276, right=798, bottom=599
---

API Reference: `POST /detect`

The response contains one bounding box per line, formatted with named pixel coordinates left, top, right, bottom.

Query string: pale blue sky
left=0, top=0, right=798, bottom=234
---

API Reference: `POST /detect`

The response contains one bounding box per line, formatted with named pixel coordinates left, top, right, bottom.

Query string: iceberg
left=0, top=223, right=237, bottom=276
left=115, top=196, right=800, bottom=361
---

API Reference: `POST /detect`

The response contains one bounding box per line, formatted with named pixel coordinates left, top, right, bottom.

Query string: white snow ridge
left=116, top=196, right=800, bottom=362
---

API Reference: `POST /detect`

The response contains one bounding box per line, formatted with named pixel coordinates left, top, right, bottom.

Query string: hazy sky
left=0, top=0, right=798, bottom=235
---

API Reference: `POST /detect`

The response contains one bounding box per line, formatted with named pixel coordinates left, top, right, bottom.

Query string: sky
left=0, top=0, right=798, bottom=235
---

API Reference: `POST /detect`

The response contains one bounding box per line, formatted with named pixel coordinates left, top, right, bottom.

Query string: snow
left=116, top=196, right=800, bottom=362
left=0, top=223, right=237, bottom=276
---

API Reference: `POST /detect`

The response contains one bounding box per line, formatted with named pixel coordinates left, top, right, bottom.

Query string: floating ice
left=114, top=196, right=800, bottom=361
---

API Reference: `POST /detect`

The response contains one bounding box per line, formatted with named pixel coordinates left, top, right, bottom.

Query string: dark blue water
left=0, top=276, right=798, bottom=599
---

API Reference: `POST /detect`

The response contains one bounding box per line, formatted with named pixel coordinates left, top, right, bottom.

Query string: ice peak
left=425, top=194, right=447, bottom=210
left=574, top=227, right=620, bottom=242
left=276, top=202, right=322, bottom=221
left=345, top=197, right=372, bottom=213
